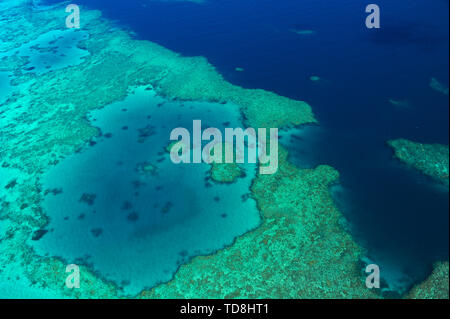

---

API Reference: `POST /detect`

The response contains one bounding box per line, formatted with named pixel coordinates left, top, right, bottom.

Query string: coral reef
left=430, top=77, right=449, bottom=96
left=291, top=29, right=316, bottom=36
left=140, top=148, right=379, bottom=298
left=210, top=162, right=243, bottom=183
left=0, top=0, right=443, bottom=299
left=208, top=143, right=244, bottom=184
left=388, top=99, right=410, bottom=108
left=0, top=1, right=317, bottom=298
left=388, top=139, right=449, bottom=186
left=406, top=262, right=449, bottom=299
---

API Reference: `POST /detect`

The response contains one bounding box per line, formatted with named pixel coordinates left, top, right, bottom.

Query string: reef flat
left=388, top=139, right=449, bottom=186
left=0, top=0, right=443, bottom=299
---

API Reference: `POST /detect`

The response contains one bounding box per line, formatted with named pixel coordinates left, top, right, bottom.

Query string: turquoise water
left=0, top=29, right=89, bottom=75
left=0, top=72, right=12, bottom=103
left=32, top=87, right=261, bottom=294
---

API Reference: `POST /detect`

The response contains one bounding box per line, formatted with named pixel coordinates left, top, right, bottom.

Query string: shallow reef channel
left=31, top=86, right=261, bottom=295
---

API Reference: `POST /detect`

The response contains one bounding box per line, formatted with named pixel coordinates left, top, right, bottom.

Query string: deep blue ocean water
left=40, top=0, right=449, bottom=293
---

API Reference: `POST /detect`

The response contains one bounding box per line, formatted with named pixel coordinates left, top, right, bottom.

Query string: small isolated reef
left=0, top=0, right=447, bottom=298
left=388, top=139, right=449, bottom=186
left=430, top=77, right=449, bottom=96
left=208, top=143, right=245, bottom=183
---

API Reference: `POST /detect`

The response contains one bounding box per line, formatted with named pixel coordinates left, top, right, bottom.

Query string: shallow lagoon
left=33, top=87, right=261, bottom=294
left=0, top=29, right=89, bottom=75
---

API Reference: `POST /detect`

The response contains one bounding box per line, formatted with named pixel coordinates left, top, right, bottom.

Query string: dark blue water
left=43, top=0, right=449, bottom=292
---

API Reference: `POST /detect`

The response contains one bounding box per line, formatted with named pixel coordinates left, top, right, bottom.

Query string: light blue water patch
left=1, top=29, right=89, bottom=75
left=32, top=86, right=261, bottom=295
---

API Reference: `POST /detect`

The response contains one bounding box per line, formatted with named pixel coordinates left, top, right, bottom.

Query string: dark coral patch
left=32, top=229, right=48, bottom=241
left=121, top=201, right=133, bottom=210
left=241, top=193, right=251, bottom=202
left=161, top=202, right=173, bottom=214
left=79, top=193, right=96, bottom=206
left=127, top=212, right=139, bottom=222
left=91, top=228, right=103, bottom=238
left=4, top=179, right=17, bottom=189
left=137, top=124, right=156, bottom=143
